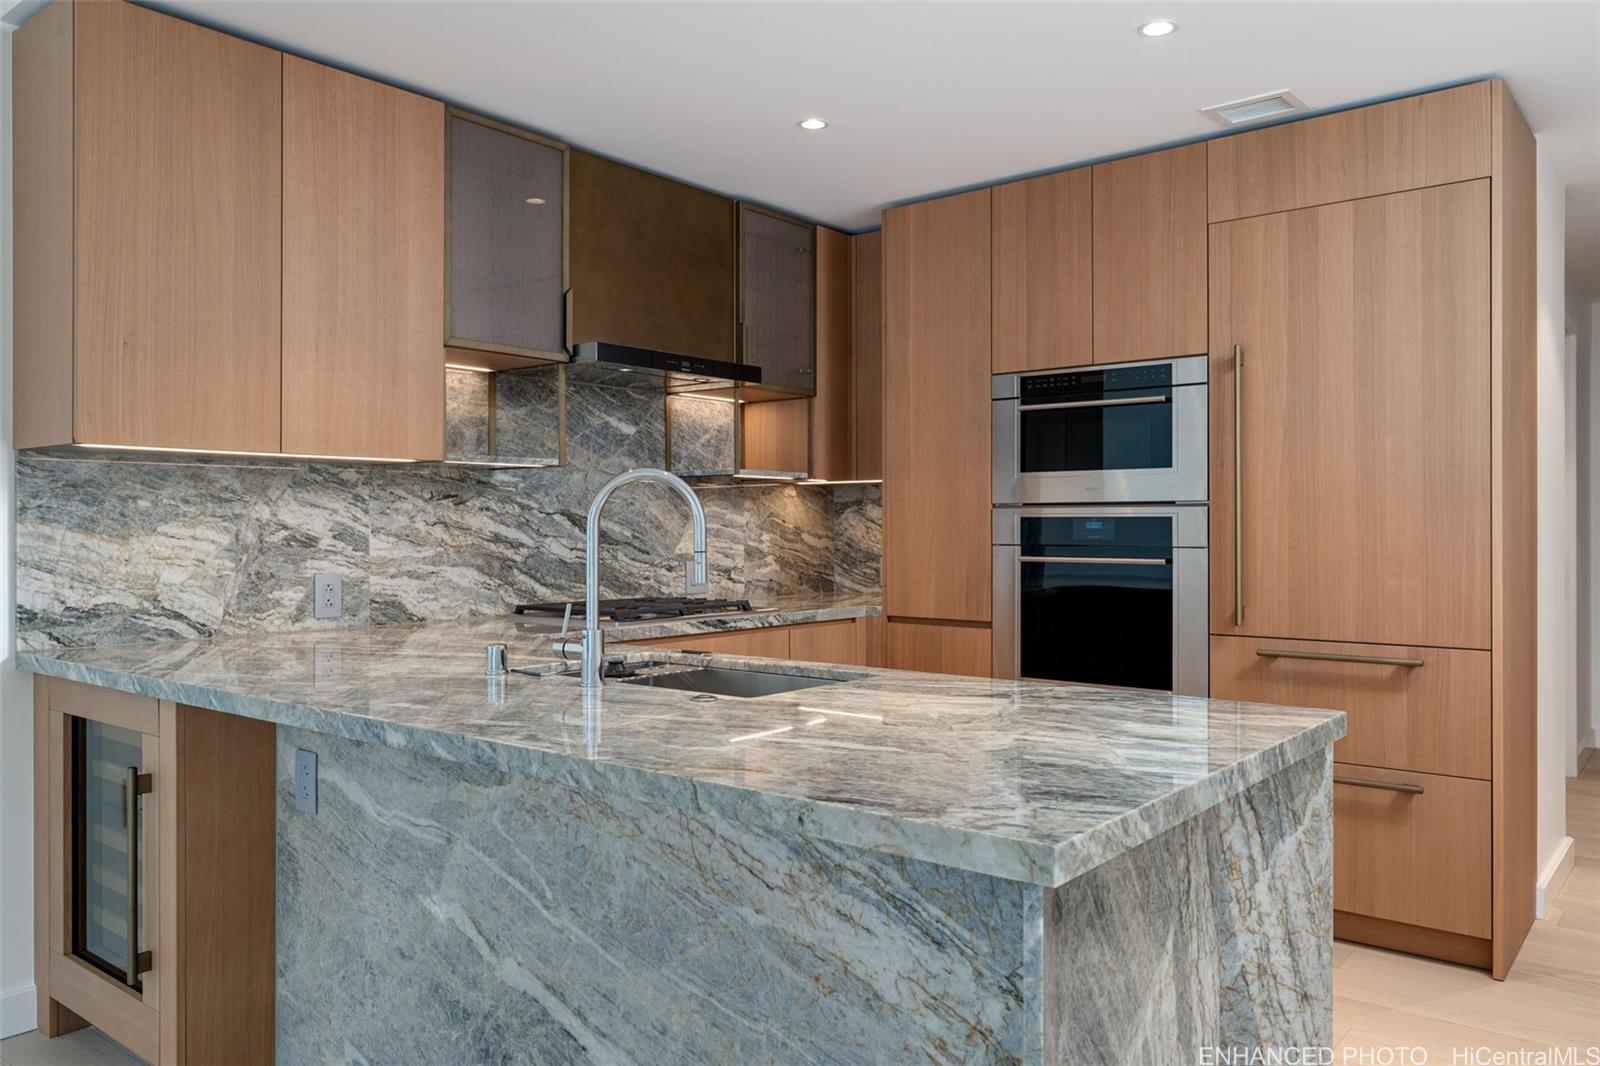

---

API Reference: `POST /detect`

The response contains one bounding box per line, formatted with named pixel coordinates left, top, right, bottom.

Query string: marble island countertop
left=18, top=594, right=1344, bottom=887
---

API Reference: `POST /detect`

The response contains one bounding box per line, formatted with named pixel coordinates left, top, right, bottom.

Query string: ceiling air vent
left=1200, top=90, right=1308, bottom=128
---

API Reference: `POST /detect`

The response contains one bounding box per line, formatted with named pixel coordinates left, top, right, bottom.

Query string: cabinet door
left=992, top=168, right=1092, bottom=373
left=885, top=621, right=991, bottom=677
left=1210, top=180, right=1491, bottom=648
left=883, top=189, right=992, bottom=622
left=568, top=152, right=737, bottom=361
left=850, top=230, right=885, bottom=480
left=789, top=620, right=863, bottom=666
left=446, top=112, right=565, bottom=360
left=741, top=206, right=815, bottom=392
left=633, top=628, right=792, bottom=658
left=73, top=1, right=282, bottom=453
left=282, top=57, right=445, bottom=460
left=810, top=226, right=852, bottom=480
left=1092, top=144, right=1207, bottom=364
left=741, top=399, right=810, bottom=476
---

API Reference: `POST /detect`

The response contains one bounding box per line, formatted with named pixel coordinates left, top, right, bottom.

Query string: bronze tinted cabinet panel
left=447, top=113, right=565, bottom=358
left=568, top=151, right=737, bottom=360
left=740, top=205, right=815, bottom=392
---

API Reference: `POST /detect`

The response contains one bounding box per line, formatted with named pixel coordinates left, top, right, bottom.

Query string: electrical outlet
left=313, top=644, right=342, bottom=687
left=313, top=574, right=342, bottom=619
left=293, top=749, right=318, bottom=814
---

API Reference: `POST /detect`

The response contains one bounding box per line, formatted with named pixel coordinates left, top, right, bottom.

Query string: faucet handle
left=684, top=556, right=709, bottom=595
left=557, top=602, right=573, bottom=639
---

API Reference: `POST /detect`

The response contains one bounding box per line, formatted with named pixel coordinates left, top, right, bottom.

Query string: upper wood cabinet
left=281, top=57, right=445, bottom=460
left=1092, top=144, right=1208, bottom=364
left=850, top=230, right=885, bottom=481
left=883, top=189, right=992, bottom=622
left=445, top=110, right=567, bottom=368
left=15, top=0, right=283, bottom=453
left=740, top=205, right=816, bottom=394
left=1208, top=83, right=1492, bottom=223
left=992, top=168, right=1092, bottom=373
left=809, top=226, right=853, bottom=480
left=1209, top=179, right=1492, bottom=650
left=568, top=151, right=738, bottom=361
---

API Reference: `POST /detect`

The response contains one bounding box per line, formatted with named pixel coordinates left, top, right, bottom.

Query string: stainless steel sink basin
left=616, top=666, right=844, bottom=699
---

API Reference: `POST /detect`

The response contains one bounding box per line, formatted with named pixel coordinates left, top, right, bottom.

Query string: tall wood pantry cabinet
left=1206, top=81, right=1535, bottom=979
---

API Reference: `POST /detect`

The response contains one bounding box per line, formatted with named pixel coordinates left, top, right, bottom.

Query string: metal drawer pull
left=123, top=768, right=154, bottom=985
left=1018, top=395, right=1170, bottom=412
left=1018, top=556, right=1169, bottom=566
left=1334, top=775, right=1423, bottom=795
left=1256, top=649, right=1424, bottom=668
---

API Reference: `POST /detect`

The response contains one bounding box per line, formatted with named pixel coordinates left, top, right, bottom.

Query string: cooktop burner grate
left=513, top=597, right=753, bottom=622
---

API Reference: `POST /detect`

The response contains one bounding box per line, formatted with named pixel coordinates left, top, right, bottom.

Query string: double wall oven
left=992, top=355, right=1209, bottom=696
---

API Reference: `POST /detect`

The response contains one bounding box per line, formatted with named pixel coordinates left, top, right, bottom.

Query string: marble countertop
left=18, top=595, right=1345, bottom=887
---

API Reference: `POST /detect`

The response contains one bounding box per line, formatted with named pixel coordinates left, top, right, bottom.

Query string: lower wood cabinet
left=1210, top=636, right=1490, bottom=780
left=33, top=677, right=275, bottom=1065
left=885, top=621, right=991, bottom=677
left=628, top=616, right=885, bottom=668
left=1332, top=763, right=1492, bottom=961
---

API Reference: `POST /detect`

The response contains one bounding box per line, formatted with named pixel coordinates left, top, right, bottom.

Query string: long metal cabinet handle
left=1256, top=649, right=1424, bottom=668
left=1018, top=555, right=1170, bottom=566
left=1334, top=775, right=1424, bottom=795
left=1233, top=343, right=1244, bottom=626
left=123, top=768, right=154, bottom=985
left=1017, top=395, right=1170, bottom=412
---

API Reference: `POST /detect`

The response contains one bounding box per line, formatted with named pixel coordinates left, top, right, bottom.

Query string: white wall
left=1586, top=301, right=1600, bottom=760
left=1534, top=137, right=1576, bottom=906
left=0, top=26, right=38, bottom=1039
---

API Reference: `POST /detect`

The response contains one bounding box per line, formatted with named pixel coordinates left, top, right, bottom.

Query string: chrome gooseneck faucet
left=558, top=468, right=708, bottom=689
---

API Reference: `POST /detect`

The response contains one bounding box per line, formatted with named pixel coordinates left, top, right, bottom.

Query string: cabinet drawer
left=1333, top=763, right=1490, bottom=938
left=1210, top=636, right=1489, bottom=779
left=630, top=627, right=792, bottom=659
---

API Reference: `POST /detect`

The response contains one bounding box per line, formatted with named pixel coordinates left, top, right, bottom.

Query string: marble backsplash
left=15, top=376, right=881, bottom=651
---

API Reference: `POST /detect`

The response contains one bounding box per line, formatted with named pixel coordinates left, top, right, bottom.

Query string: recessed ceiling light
left=1137, top=19, right=1177, bottom=37
left=797, top=117, right=828, bottom=131
left=524, top=197, right=546, bottom=205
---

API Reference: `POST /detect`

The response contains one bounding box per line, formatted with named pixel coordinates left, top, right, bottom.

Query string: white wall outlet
left=293, top=749, right=318, bottom=814
left=313, top=573, right=342, bottom=619
left=313, top=644, right=342, bottom=686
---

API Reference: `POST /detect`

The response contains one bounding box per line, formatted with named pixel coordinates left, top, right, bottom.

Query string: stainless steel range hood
left=568, top=341, right=761, bottom=396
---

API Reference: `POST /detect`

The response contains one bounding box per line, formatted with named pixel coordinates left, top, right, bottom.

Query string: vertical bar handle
left=122, top=766, right=139, bottom=987
left=1233, top=343, right=1244, bottom=626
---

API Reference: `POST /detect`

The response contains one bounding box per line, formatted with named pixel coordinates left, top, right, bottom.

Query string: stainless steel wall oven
left=992, top=355, right=1208, bottom=506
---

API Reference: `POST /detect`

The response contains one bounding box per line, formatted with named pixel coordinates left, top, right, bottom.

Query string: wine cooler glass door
left=72, top=718, right=148, bottom=989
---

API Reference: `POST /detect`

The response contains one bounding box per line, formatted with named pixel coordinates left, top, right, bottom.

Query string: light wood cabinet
left=1209, top=179, right=1491, bottom=649
left=631, top=627, right=793, bottom=659
left=1091, top=144, right=1207, bottom=364
left=850, top=231, right=885, bottom=481
left=282, top=56, right=445, bottom=461
left=883, top=189, right=992, bottom=622
left=1332, top=764, right=1492, bottom=944
left=740, top=401, right=811, bottom=476
left=992, top=168, right=1092, bottom=373
left=15, top=0, right=283, bottom=453
left=33, top=677, right=275, bottom=1065
left=788, top=619, right=866, bottom=666
left=568, top=151, right=738, bottom=362
left=627, top=617, right=883, bottom=668
left=445, top=110, right=567, bottom=369
left=809, top=226, right=854, bottom=481
left=1210, top=636, right=1490, bottom=780
left=885, top=621, right=991, bottom=677
left=1208, top=83, right=1491, bottom=223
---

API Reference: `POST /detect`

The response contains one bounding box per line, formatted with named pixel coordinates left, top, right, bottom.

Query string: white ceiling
left=46, top=2, right=1600, bottom=302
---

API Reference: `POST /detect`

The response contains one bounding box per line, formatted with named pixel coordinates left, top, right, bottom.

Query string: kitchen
left=1, top=2, right=1597, bottom=1064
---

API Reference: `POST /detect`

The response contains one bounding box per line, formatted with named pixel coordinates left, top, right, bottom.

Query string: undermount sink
left=616, top=665, right=845, bottom=699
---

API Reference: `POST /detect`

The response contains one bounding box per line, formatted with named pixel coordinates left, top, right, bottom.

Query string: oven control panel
left=1020, top=362, right=1173, bottom=402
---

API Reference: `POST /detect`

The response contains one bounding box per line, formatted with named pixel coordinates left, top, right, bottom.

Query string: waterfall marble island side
left=20, top=610, right=1345, bottom=1065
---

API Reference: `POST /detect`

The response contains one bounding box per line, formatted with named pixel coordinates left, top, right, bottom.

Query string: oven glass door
left=1019, top=391, right=1173, bottom=475
left=1018, top=515, right=1173, bottom=690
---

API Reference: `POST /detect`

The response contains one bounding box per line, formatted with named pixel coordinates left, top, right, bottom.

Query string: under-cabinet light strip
left=75, top=443, right=420, bottom=464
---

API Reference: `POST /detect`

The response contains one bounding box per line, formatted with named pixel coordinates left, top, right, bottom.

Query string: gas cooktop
left=513, top=597, right=753, bottom=623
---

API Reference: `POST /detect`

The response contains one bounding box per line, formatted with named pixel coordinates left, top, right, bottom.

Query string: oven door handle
left=1017, top=555, right=1170, bottom=566
left=1017, top=395, right=1171, bottom=412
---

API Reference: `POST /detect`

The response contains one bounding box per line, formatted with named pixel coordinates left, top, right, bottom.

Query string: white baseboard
left=0, top=983, right=36, bottom=1040
left=1536, top=836, right=1577, bottom=920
